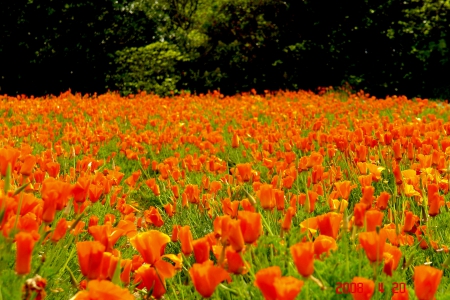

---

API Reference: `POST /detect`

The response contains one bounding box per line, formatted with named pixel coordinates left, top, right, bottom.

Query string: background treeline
left=1, top=0, right=449, bottom=99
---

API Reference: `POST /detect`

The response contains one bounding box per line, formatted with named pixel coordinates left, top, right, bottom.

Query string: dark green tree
left=0, top=0, right=155, bottom=96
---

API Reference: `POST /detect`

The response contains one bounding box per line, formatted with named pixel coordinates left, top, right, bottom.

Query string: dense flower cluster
left=0, top=89, right=448, bottom=299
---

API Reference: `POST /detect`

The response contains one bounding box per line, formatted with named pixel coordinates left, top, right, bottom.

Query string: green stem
left=260, top=210, right=274, bottom=236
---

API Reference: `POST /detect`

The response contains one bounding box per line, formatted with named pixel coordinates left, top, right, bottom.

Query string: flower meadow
left=1, top=89, right=450, bottom=300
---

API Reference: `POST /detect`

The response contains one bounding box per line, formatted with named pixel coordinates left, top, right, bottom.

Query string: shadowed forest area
left=1, top=0, right=449, bottom=99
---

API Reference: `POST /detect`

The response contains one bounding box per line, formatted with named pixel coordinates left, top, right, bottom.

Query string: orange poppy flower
left=357, top=162, right=368, bottom=174
left=382, top=243, right=402, bottom=276
left=219, top=217, right=245, bottom=252
left=403, top=211, right=417, bottom=233
left=317, top=212, right=342, bottom=239
left=171, top=225, right=181, bottom=242
left=417, top=154, right=432, bottom=169
left=236, top=163, right=252, bottom=182
left=300, top=216, right=319, bottom=240
left=307, top=152, right=323, bottom=168
left=330, top=199, right=348, bottom=213
left=226, top=218, right=246, bottom=249
left=282, top=176, right=295, bottom=189
left=71, top=279, right=134, bottom=300
left=281, top=207, right=296, bottom=231
left=313, top=235, right=338, bottom=259
left=20, top=154, right=36, bottom=177
left=88, top=224, right=125, bottom=252
left=130, top=230, right=170, bottom=264
left=312, top=165, right=324, bottom=184
left=210, top=181, right=222, bottom=194
left=124, top=170, right=141, bottom=188
left=290, top=241, right=314, bottom=277
left=120, top=259, right=133, bottom=285
left=240, top=198, right=256, bottom=212
left=351, top=277, right=374, bottom=300
left=356, top=144, right=367, bottom=162
left=46, top=161, right=61, bottom=178
left=406, top=141, right=415, bottom=161
left=254, top=181, right=263, bottom=192
left=392, top=290, right=409, bottom=300
left=76, top=241, right=105, bottom=279
left=213, top=215, right=229, bottom=237
left=179, top=225, right=194, bottom=255
left=145, top=178, right=160, bottom=196
left=184, top=184, right=200, bottom=204
left=189, top=260, right=231, bottom=298
left=254, top=266, right=281, bottom=300
left=393, top=141, right=402, bottom=161
left=255, top=266, right=303, bottom=300
left=88, top=215, right=99, bottom=227
left=414, top=266, right=442, bottom=300
left=273, top=189, right=285, bottom=210
left=334, top=181, right=357, bottom=200
left=72, top=175, right=91, bottom=202
left=298, top=156, right=308, bottom=171
left=366, top=163, right=385, bottom=182
left=313, top=182, right=324, bottom=195
left=273, top=276, right=304, bottom=300
left=257, top=184, right=275, bottom=210
left=238, top=211, right=262, bottom=244
left=222, top=198, right=240, bottom=218
left=134, top=264, right=172, bottom=299
left=0, top=146, right=20, bottom=176
left=107, top=169, right=124, bottom=186
left=51, top=218, right=68, bottom=242
left=41, top=178, right=72, bottom=223
left=360, top=186, right=375, bottom=209
left=358, top=174, right=372, bottom=187
left=359, top=229, right=387, bottom=262
left=130, top=231, right=178, bottom=296
left=231, top=133, right=240, bottom=148
left=403, top=183, right=422, bottom=199
left=393, top=163, right=403, bottom=185
left=376, top=192, right=390, bottom=210
left=116, top=220, right=137, bottom=238
left=306, top=190, right=319, bottom=213
left=15, top=231, right=37, bottom=275
left=383, top=131, right=393, bottom=145
left=100, top=252, right=119, bottom=280
left=171, top=185, right=180, bottom=198
left=193, top=237, right=211, bottom=263
left=70, top=220, right=86, bottom=236
left=87, top=183, right=103, bottom=203
left=223, top=247, right=246, bottom=275
left=327, top=144, right=337, bottom=159
left=354, top=203, right=366, bottom=227
left=144, top=206, right=165, bottom=227
left=365, top=210, right=384, bottom=232
left=428, top=183, right=443, bottom=217
left=164, top=203, right=174, bottom=217
left=104, top=214, right=116, bottom=225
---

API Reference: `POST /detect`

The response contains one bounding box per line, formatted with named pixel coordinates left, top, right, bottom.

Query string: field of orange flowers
left=1, top=89, right=450, bottom=299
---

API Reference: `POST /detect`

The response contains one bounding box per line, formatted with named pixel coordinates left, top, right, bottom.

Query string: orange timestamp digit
left=392, top=282, right=407, bottom=293
left=377, top=282, right=407, bottom=294
left=335, top=282, right=364, bottom=294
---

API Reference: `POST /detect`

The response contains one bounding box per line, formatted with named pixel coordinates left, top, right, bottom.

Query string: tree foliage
left=0, top=0, right=155, bottom=96
left=1, top=0, right=449, bottom=99
left=114, top=42, right=191, bottom=96
left=116, top=0, right=449, bottom=99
